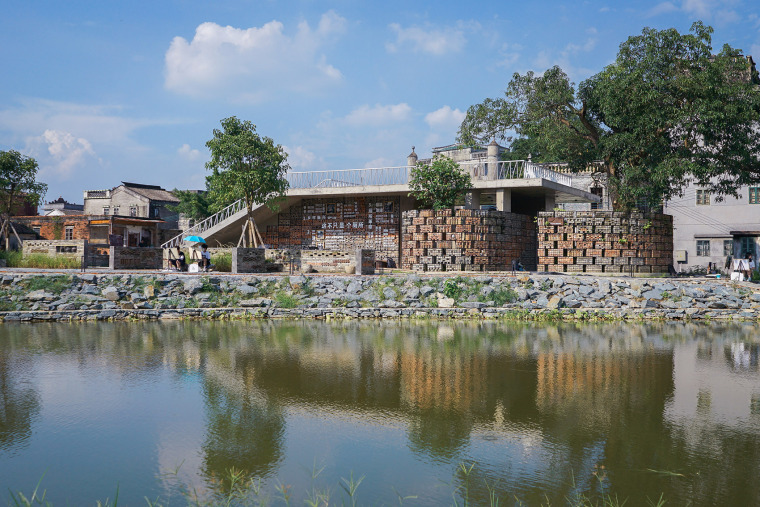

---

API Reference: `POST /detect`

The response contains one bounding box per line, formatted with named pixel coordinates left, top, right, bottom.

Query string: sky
left=1, top=0, right=759, bottom=205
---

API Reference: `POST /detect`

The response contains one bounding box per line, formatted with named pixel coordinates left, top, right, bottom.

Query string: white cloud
left=164, top=11, right=346, bottom=102
left=386, top=23, right=467, bottom=55
left=363, top=157, right=394, bottom=168
left=283, top=145, right=326, bottom=171
left=425, top=106, right=466, bottom=131
left=28, top=129, right=96, bottom=179
left=343, top=103, right=412, bottom=126
left=648, top=0, right=740, bottom=24
left=177, top=143, right=201, bottom=161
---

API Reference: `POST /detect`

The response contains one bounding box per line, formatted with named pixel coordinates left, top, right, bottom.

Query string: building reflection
left=2, top=320, right=759, bottom=505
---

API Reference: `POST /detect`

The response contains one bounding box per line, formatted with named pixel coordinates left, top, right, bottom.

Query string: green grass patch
left=22, top=275, right=72, bottom=294
left=211, top=252, right=231, bottom=272
left=0, top=251, right=81, bottom=269
left=274, top=291, right=299, bottom=308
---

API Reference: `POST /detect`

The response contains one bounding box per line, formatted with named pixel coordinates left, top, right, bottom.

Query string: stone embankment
left=1, top=272, right=759, bottom=322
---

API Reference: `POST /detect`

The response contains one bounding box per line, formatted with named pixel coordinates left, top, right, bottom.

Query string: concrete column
left=487, top=140, right=500, bottom=180
left=544, top=192, right=556, bottom=211
left=496, top=189, right=511, bottom=212
left=407, top=147, right=418, bottom=168
left=465, top=190, right=481, bottom=210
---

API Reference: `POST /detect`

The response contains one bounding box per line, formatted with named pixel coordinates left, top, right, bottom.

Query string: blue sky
left=1, top=0, right=759, bottom=204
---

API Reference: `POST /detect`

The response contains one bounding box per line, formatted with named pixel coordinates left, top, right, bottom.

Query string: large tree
left=458, top=22, right=760, bottom=209
left=205, top=117, right=290, bottom=247
left=408, top=156, right=472, bottom=211
left=0, top=150, right=47, bottom=250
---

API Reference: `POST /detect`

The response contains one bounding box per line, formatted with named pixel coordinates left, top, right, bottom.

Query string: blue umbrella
left=183, top=235, right=206, bottom=244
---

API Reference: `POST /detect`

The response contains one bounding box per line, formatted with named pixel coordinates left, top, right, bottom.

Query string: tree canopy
left=408, top=156, right=472, bottom=210
left=0, top=150, right=47, bottom=249
left=205, top=117, right=290, bottom=247
left=458, top=22, right=760, bottom=209
left=170, top=188, right=211, bottom=222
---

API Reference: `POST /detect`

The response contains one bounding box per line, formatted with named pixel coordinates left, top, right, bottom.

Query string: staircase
left=161, top=199, right=249, bottom=248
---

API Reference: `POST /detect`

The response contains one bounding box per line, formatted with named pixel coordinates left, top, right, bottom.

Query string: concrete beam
left=465, top=190, right=481, bottom=210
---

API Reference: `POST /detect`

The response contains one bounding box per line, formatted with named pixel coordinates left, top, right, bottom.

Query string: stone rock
left=143, top=285, right=156, bottom=298
left=382, top=287, right=397, bottom=300
left=596, top=280, right=611, bottom=295
left=347, top=281, right=362, bottom=294
left=26, top=290, right=56, bottom=301
left=437, top=297, right=456, bottom=308
left=183, top=279, right=203, bottom=295
left=535, top=296, right=549, bottom=307
left=236, top=285, right=257, bottom=295
left=121, top=302, right=136, bottom=310
left=405, top=286, right=421, bottom=299
left=547, top=295, right=564, bottom=309
left=460, top=301, right=486, bottom=309
left=642, top=289, right=663, bottom=300
left=240, top=298, right=273, bottom=308
left=419, top=285, right=435, bottom=297
left=102, top=287, right=121, bottom=301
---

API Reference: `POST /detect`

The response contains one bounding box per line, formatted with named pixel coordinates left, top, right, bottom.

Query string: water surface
left=1, top=321, right=759, bottom=505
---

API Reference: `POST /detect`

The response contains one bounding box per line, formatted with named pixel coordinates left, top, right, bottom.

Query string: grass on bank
left=0, top=251, right=81, bottom=269
left=7, top=462, right=668, bottom=507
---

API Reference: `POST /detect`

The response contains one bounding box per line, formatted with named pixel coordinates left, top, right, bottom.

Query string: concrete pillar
left=465, top=190, right=481, bottom=210
left=487, top=140, right=500, bottom=180
left=496, top=189, right=511, bottom=212
left=544, top=192, right=556, bottom=211
left=407, top=147, right=418, bottom=167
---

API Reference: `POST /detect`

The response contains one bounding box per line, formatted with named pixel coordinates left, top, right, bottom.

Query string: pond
left=1, top=321, right=759, bottom=506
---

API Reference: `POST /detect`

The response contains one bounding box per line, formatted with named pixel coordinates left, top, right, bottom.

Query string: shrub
left=274, top=291, right=299, bottom=308
left=0, top=251, right=80, bottom=269
left=211, top=252, right=232, bottom=272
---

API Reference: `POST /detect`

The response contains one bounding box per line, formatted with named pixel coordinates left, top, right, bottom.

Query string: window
left=696, top=240, right=710, bottom=256
left=64, top=226, right=74, bottom=241
left=113, top=206, right=119, bottom=215
left=740, top=237, right=756, bottom=257
left=153, top=206, right=160, bottom=218
left=724, top=240, right=733, bottom=256
left=32, top=227, right=40, bottom=236
left=129, top=206, right=137, bottom=217
left=590, top=187, right=603, bottom=210
left=696, top=189, right=710, bottom=205
left=103, top=206, right=110, bottom=216
left=750, top=187, right=760, bottom=204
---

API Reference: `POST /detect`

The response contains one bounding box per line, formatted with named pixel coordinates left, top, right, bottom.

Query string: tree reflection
left=0, top=335, right=41, bottom=455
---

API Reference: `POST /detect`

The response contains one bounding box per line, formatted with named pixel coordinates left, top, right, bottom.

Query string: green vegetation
left=0, top=251, right=81, bottom=269
left=206, top=116, right=290, bottom=247
left=408, top=156, right=472, bottom=210
left=274, top=291, right=299, bottom=308
left=210, top=252, right=231, bottom=272
left=22, top=275, right=72, bottom=294
left=458, top=22, right=760, bottom=209
left=0, top=149, right=47, bottom=250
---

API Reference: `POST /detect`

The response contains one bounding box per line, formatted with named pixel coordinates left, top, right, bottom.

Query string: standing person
left=200, top=244, right=211, bottom=272
left=748, top=253, right=756, bottom=281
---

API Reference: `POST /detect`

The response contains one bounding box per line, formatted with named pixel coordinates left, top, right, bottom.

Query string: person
left=199, top=244, right=211, bottom=272
left=170, top=246, right=186, bottom=271
left=746, top=253, right=756, bottom=280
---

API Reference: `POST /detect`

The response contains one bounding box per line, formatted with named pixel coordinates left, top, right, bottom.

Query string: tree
left=458, top=22, right=760, bottom=209
left=0, top=150, right=47, bottom=250
left=408, top=156, right=472, bottom=210
left=205, top=117, right=290, bottom=247
left=170, top=188, right=211, bottom=222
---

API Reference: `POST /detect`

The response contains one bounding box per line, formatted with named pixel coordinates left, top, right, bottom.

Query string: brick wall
left=110, top=247, right=163, bottom=269
left=265, top=196, right=400, bottom=266
left=401, top=209, right=537, bottom=272
left=537, top=211, right=673, bottom=275
left=14, top=216, right=91, bottom=240
left=23, top=240, right=87, bottom=262
left=301, top=249, right=375, bottom=274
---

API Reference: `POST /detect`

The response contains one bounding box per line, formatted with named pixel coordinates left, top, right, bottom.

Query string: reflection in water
left=0, top=321, right=758, bottom=505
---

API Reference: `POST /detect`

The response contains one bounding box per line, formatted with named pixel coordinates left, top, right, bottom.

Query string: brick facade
left=537, top=211, right=673, bottom=275
left=13, top=215, right=91, bottom=240
left=401, top=209, right=537, bottom=272
left=264, top=196, right=401, bottom=266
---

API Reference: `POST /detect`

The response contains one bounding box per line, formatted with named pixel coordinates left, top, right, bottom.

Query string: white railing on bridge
left=286, top=166, right=412, bottom=188
left=161, top=198, right=247, bottom=249
left=161, top=160, right=572, bottom=248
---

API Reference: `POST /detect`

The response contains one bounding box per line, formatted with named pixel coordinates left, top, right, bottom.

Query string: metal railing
left=161, top=198, right=247, bottom=248
left=161, top=160, right=572, bottom=248
left=286, top=166, right=412, bottom=188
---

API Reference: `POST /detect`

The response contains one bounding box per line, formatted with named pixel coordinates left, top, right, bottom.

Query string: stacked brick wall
left=14, top=216, right=90, bottom=240
left=110, top=247, right=163, bottom=270
left=401, top=209, right=537, bottom=272
left=23, top=240, right=87, bottom=261
left=301, top=249, right=375, bottom=274
left=265, top=197, right=400, bottom=266
left=537, top=211, right=673, bottom=275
